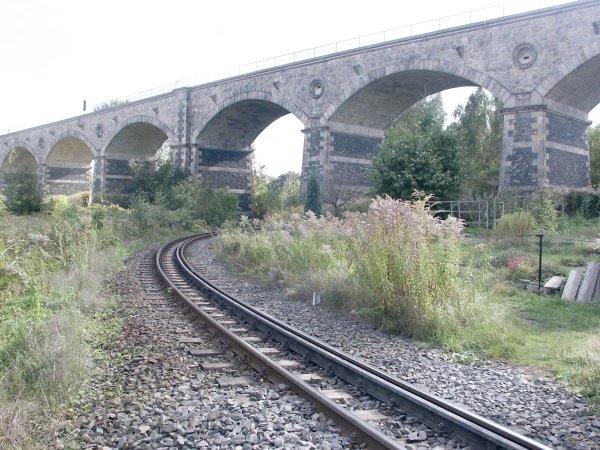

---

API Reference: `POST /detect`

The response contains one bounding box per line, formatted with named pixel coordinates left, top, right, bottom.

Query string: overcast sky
left=1, top=0, right=595, bottom=175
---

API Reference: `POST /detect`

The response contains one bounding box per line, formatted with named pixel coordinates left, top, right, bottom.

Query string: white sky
left=1, top=0, right=597, bottom=176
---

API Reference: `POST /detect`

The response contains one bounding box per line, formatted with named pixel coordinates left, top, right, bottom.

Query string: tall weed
left=0, top=198, right=129, bottom=447
left=219, top=196, right=477, bottom=341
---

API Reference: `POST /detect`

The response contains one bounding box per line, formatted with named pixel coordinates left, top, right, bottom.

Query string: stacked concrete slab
left=562, top=263, right=600, bottom=302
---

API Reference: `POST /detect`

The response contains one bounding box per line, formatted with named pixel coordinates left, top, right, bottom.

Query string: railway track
left=155, top=233, right=553, bottom=450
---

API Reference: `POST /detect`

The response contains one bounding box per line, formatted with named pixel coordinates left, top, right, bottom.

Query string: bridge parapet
left=1, top=0, right=599, bottom=205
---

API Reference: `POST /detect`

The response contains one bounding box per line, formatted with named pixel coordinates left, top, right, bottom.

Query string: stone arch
left=45, top=133, right=95, bottom=196
left=325, top=59, right=512, bottom=129
left=193, top=91, right=309, bottom=146
left=0, top=144, right=39, bottom=193
left=47, top=130, right=97, bottom=159
left=103, top=115, right=175, bottom=157
left=102, top=115, right=173, bottom=199
left=536, top=41, right=600, bottom=112
left=1, top=143, right=39, bottom=171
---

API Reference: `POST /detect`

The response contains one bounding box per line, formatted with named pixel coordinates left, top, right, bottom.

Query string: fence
left=432, top=200, right=505, bottom=228
left=463, top=233, right=599, bottom=294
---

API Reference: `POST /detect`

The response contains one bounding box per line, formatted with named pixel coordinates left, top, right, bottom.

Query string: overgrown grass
left=220, top=196, right=490, bottom=342
left=0, top=195, right=131, bottom=448
left=218, top=199, right=600, bottom=407
left=494, top=291, right=600, bottom=407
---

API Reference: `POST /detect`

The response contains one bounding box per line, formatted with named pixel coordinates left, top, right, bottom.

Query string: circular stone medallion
left=513, top=43, right=537, bottom=69
left=309, top=79, right=325, bottom=99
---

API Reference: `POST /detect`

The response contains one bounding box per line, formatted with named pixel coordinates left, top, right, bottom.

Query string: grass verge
left=217, top=203, right=600, bottom=408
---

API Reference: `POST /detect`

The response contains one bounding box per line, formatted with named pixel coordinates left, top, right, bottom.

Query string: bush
left=531, top=198, right=559, bottom=233
left=220, top=196, right=472, bottom=340
left=581, top=192, right=600, bottom=218
left=304, top=171, right=323, bottom=216
left=495, top=211, right=535, bottom=234
left=505, top=255, right=535, bottom=281
left=565, top=191, right=586, bottom=214
left=1, top=172, right=42, bottom=215
left=171, top=181, right=238, bottom=227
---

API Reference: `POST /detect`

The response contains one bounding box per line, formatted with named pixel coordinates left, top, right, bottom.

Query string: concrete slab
left=201, top=362, right=237, bottom=370
left=257, top=347, right=282, bottom=355
left=178, top=337, right=204, bottom=344
left=577, top=262, right=600, bottom=302
left=296, top=373, right=323, bottom=382
left=277, top=359, right=302, bottom=370
left=352, top=409, right=389, bottom=421
left=321, top=389, right=354, bottom=401
left=217, top=376, right=255, bottom=387
left=562, top=268, right=583, bottom=301
left=189, top=348, right=223, bottom=357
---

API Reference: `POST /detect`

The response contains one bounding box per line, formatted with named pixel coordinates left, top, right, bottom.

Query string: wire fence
left=463, top=232, right=599, bottom=294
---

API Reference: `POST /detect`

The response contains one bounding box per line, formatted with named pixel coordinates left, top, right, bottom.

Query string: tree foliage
left=451, top=88, right=502, bottom=198
left=170, top=180, right=239, bottom=227
left=93, top=99, right=130, bottom=112
left=590, top=124, right=600, bottom=187
left=304, top=170, right=323, bottom=215
left=253, top=168, right=301, bottom=219
left=129, top=155, right=186, bottom=204
left=1, top=172, right=42, bottom=215
left=125, top=148, right=238, bottom=229
left=370, top=94, right=462, bottom=200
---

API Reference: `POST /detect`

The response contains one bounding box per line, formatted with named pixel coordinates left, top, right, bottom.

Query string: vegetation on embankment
left=217, top=197, right=600, bottom=408
left=0, top=196, right=129, bottom=448
left=0, top=182, right=237, bottom=448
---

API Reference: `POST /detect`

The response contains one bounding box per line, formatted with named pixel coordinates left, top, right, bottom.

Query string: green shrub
left=1, top=172, right=42, bottom=215
left=220, top=196, right=472, bottom=340
left=581, top=192, right=600, bottom=218
left=565, top=191, right=586, bottom=214
left=304, top=171, right=322, bottom=216
left=495, top=211, right=535, bottom=234
left=532, top=198, right=559, bottom=233
left=505, top=255, right=536, bottom=281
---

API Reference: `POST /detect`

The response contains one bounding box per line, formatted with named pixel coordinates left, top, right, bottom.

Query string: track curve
left=155, top=233, right=553, bottom=450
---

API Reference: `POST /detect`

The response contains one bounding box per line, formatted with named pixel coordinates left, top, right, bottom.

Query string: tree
left=129, top=142, right=186, bottom=204
left=171, top=181, right=239, bottom=226
left=326, top=176, right=361, bottom=217
left=252, top=168, right=301, bottom=219
left=304, top=170, right=323, bottom=215
left=93, top=99, right=129, bottom=112
left=1, top=172, right=42, bottom=214
left=590, top=123, right=600, bottom=187
left=370, top=95, right=463, bottom=200
left=451, top=88, right=502, bottom=198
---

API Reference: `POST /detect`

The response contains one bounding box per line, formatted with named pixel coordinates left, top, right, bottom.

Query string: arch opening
left=330, top=70, right=478, bottom=130
left=46, top=136, right=94, bottom=196
left=103, top=122, right=169, bottom=199
left=545, top=54, right=600, bottom=113
left=325, top=74, right=502, bottom=203
left=0, top=147, right=38, bottom=194
left=196, top=100, right=291, bottom=151
left=196, top=100, right=302, bottom=212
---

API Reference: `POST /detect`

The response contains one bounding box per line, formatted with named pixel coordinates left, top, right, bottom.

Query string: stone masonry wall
left=547, top=148, right=588, bottom=188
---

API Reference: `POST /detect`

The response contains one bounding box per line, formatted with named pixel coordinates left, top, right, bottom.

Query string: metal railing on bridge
left=0, top=0, right=572, bottom=135
left=92, top=0, right=569, bottom=109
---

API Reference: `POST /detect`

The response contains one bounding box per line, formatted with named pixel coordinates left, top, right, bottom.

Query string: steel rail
left=155, top=235, right=405, bottom=450
left=158, top=233, right=552, bottom=449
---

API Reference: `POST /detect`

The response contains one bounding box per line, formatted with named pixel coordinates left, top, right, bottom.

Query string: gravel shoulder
left=61, top=246, right=352, bottom=450
left=186, top=238, right=600, bottom=450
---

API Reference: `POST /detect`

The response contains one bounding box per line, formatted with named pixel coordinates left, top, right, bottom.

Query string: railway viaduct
left=1, top=0, right=600, bottom=209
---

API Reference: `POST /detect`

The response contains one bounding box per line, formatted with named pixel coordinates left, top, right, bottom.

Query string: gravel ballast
left=184, top=238, right=600, bottom=450
left=63, top=247, right=352, bottom=449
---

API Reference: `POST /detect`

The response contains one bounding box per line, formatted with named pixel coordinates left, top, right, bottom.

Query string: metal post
left=537, top=234, right=544, bottom=294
